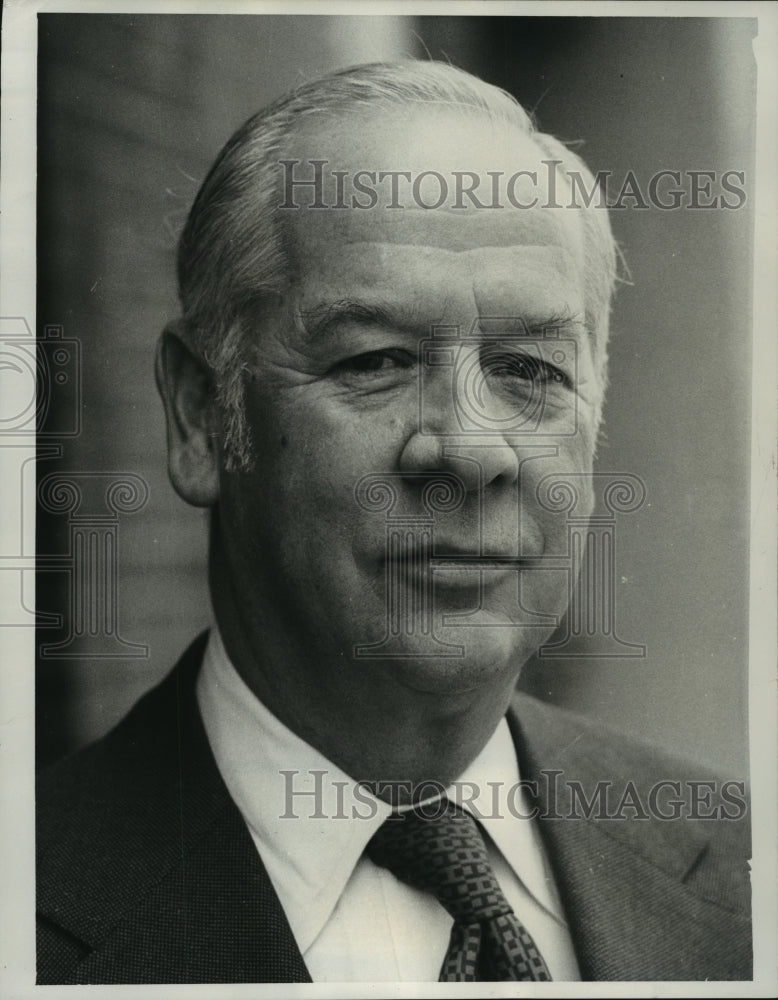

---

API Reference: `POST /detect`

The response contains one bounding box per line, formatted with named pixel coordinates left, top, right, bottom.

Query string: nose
left=398, top=375, right=520, bottom=492
left=399, top=433, right=519, bottom=492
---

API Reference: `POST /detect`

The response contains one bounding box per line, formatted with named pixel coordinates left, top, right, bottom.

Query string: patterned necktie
left=366, top=799, right=552, bottom=982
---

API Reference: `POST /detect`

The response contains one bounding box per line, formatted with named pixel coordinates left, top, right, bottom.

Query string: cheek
left=244, top=393, right=412, bottom=530
left=276, top=399, right=408, bottom=469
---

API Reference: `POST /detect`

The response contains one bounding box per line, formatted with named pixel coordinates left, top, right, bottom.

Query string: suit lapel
left=507, top=693, right=748, bottom=981
left=40, top=644, right=748, bottom=982
left=38, top=634, right=311, bottom=983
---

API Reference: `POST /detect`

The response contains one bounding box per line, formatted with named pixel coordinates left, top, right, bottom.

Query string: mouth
left=431, top=555, right=525, bottom=569
left=381, top=551, right=534, bottom=593
left=432, top=556, right=524, bottom=591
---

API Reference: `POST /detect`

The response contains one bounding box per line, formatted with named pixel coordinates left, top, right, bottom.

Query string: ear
left=155, top=324, right=221, bottom=507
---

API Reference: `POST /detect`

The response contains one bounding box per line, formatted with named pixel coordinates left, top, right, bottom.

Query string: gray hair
left=175, top=60, right=618, bottom=469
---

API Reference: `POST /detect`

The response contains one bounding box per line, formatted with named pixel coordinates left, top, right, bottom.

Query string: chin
left=357, top=626, right=535, bottom=698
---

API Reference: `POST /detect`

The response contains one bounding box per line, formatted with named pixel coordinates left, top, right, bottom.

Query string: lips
left=431, top=555, right=525, bottom=567
left=380, top=545, right=543, bottom=569
left=380, top=549, right=530, bottom=596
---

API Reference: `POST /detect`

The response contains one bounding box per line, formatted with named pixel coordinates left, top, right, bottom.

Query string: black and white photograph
left=0, top=1, right=776, bottom=995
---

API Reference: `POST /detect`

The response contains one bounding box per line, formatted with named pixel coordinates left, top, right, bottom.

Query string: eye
left=338, top=349, right=414, bottom=376
left=481, top=349, right=569, bottom=388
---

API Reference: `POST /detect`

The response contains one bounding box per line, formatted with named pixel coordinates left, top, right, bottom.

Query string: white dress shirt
left=197, top=625, right=580, bottom=982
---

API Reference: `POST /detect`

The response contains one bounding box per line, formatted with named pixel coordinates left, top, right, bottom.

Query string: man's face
left=216, top=109, right=598, bottom=711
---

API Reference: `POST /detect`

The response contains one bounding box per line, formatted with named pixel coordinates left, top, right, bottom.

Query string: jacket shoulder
left=37, top=633, right=209, bottom=871
left=509, top=692, right=751, bottom=980
left=36, top=633, right=309, bottom=985
left=510, top=692, right=752, bottom=915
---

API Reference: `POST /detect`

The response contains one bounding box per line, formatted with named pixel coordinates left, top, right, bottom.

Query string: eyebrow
left=477, top=311, right=587, bottom=336
left=296, top=298, right=591, bottom=343
left=297, top=298, right=423, bottom=342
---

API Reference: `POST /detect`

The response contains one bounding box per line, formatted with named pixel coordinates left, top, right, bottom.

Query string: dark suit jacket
left=37, top=634, right=752, bottom=983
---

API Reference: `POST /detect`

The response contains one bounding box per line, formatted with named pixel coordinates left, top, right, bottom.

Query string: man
left=36, top=61, right=752, bottom=983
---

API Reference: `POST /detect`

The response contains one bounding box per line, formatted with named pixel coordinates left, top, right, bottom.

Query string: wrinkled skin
left=158, top=110, right=598, bottom=794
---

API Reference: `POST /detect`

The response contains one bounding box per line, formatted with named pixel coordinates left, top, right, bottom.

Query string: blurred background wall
left=36, top=14, right=755, bottom=775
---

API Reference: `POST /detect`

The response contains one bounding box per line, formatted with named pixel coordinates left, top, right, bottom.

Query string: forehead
left=281, top=108, right=586, bottom=326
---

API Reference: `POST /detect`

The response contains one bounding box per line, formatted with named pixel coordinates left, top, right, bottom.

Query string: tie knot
left=367, top=800, right=512, bottom=923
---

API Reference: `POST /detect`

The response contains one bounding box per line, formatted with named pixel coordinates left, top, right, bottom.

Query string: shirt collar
left=197, top=625, right=563, bottom=952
